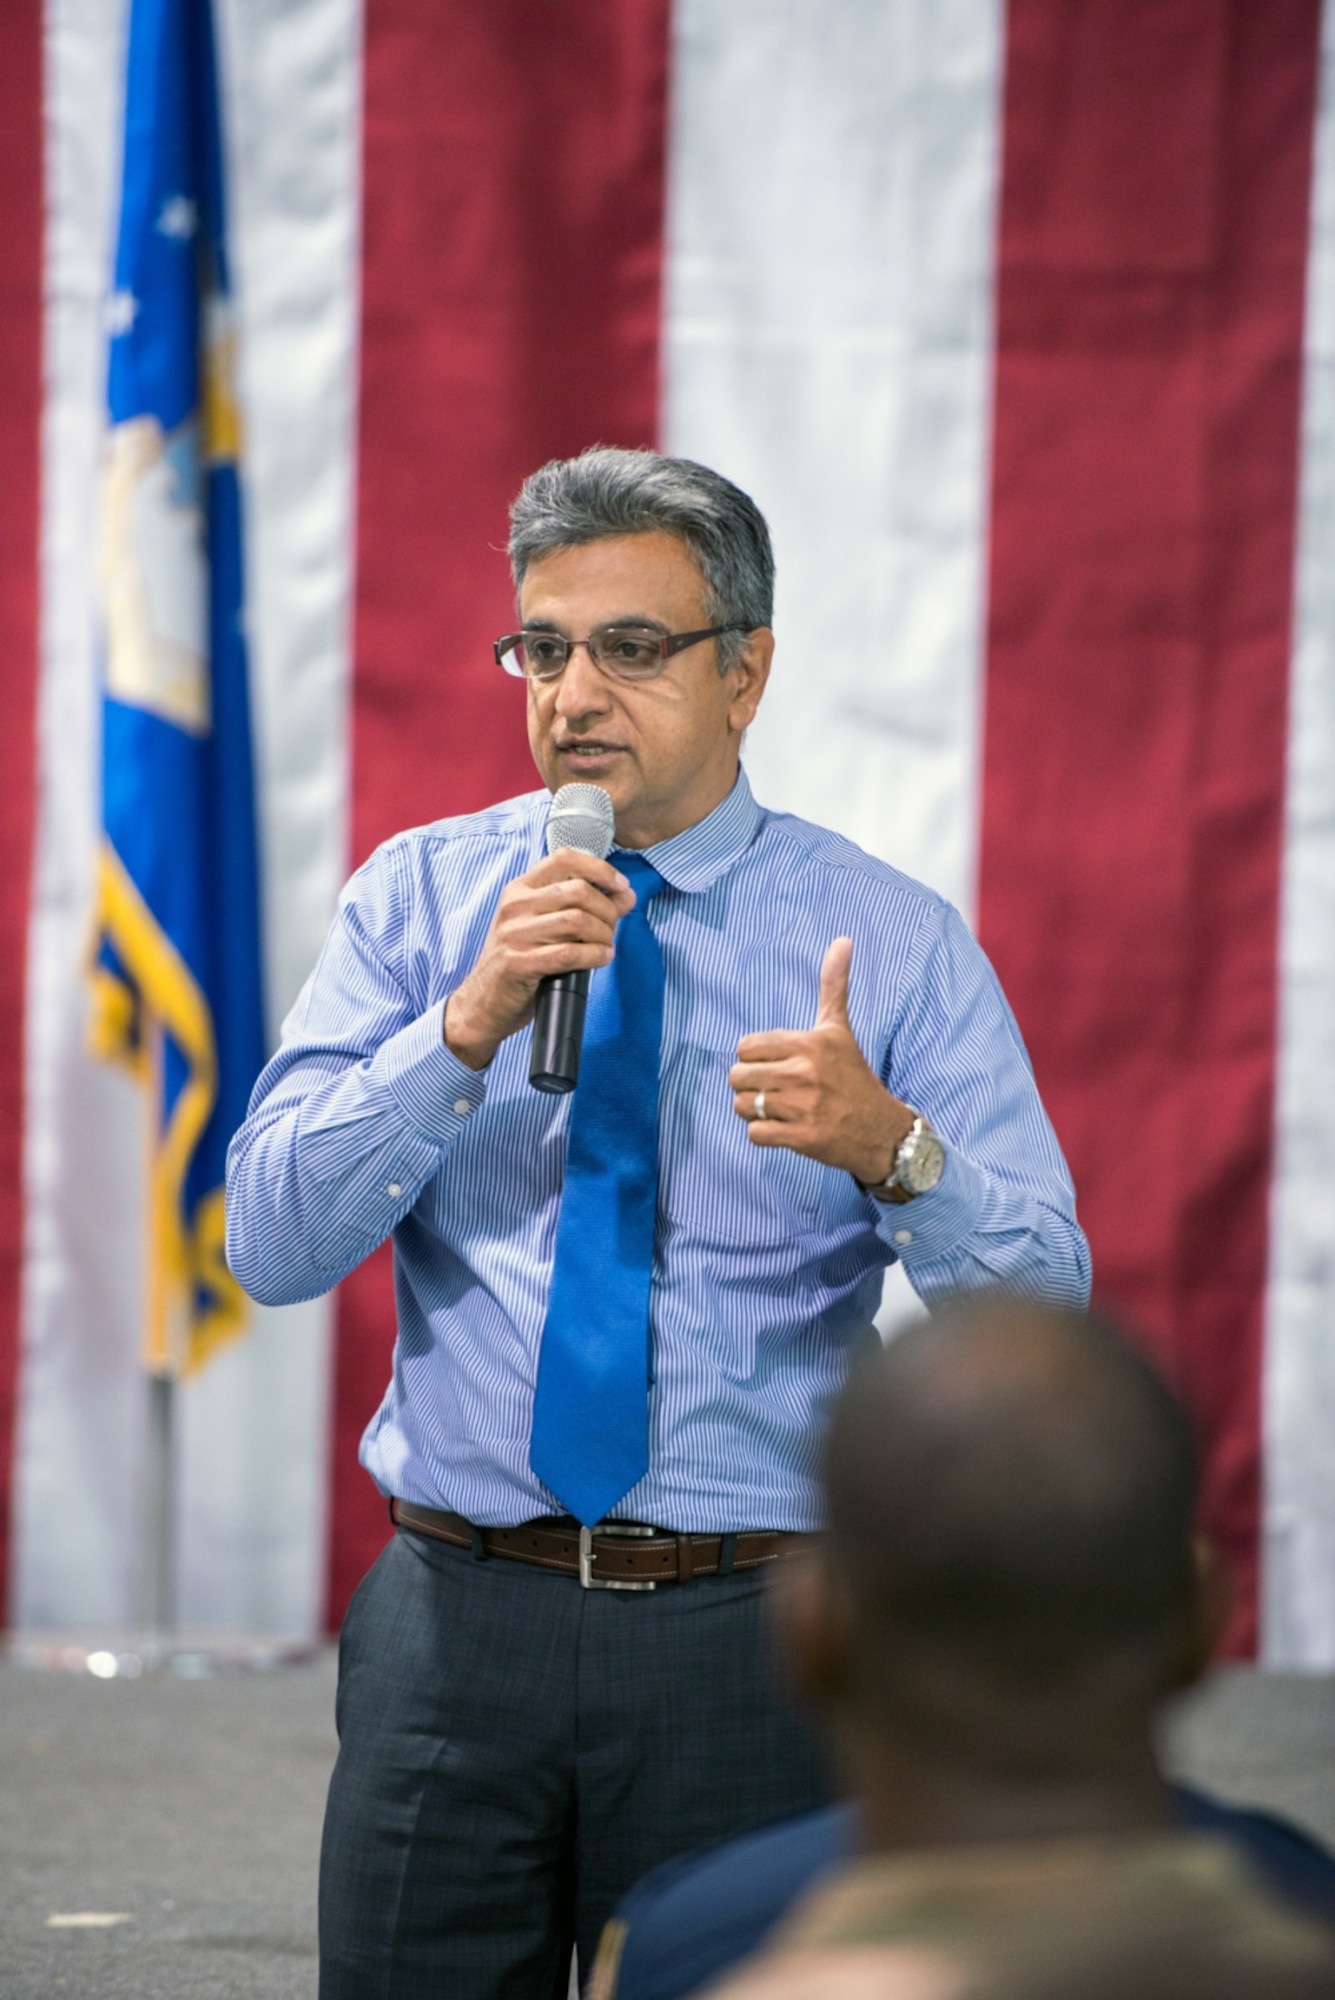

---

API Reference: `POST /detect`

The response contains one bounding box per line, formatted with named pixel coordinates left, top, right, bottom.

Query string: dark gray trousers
left=318, top=1524, right=830, bottom=2000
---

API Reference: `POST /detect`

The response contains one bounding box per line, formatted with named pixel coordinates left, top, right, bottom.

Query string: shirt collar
left=616, top=768, right=761, bottom=894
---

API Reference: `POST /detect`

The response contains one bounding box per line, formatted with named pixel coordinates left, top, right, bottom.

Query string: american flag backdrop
left=1, top=0, right=1333, bottom=1660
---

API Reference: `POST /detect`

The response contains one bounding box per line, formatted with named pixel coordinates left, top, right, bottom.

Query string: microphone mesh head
left=546, top=783, right=615, bottom=860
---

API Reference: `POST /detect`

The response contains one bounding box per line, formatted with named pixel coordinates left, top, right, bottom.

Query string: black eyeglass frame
left=493, top=622, right=753, bottom=682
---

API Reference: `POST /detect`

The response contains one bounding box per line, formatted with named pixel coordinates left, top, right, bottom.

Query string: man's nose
left=553, top=642, right=611, bottom=715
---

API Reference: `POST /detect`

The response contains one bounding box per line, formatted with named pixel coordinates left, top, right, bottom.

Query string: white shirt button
left=894, top=1228, right=913, bottom=1246
left=453, top=1097, right=472, bottom=1116
left=387, top=1183, right=402, bottom=1199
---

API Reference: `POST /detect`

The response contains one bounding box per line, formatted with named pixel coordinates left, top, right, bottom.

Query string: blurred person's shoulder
left=700, top=1941, right=960, bottom=2000
left=694, top=1833, right=1335, bottom=2000
left=1176, top=1782, right=1335, bottom=1927
left=589, top=1806, right=850, bottom=2000
left=594, top=1794, right=1335, bottom=2000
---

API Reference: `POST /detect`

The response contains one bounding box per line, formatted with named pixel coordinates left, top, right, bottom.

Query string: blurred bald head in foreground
left=782, top=1293, right=1214, bottom=1848
left=705, top=1299, right=1335, bottom=2000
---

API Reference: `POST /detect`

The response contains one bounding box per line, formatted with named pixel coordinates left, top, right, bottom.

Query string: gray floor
left=2, top=1645, right=339, bottom=1999
left=1, top=1647, right=1332, bottom=1999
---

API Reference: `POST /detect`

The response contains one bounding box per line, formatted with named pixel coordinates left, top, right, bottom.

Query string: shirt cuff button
left=894, top=1228, right=913, bottom=1246
left=387, top=1182, right=402, bottom=1198
left=452, top=1097, right=472, bottom=1116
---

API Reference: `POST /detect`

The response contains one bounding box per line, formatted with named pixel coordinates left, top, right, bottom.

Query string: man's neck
left=844, top=1720, right=1175, bottom=1857
left=611, top=754, right=741, bottom=850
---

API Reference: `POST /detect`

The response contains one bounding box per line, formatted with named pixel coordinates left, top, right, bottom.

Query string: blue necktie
left=529, top=853, right=666, bottom=1526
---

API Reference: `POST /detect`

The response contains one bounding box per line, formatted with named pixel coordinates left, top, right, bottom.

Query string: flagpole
left=143, top=1371, right=176, bottom=1642
left=141, top=1017, right=177, bottom=1643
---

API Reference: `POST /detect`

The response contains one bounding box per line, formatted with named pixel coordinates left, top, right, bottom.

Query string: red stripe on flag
left=328, top=0, right=669, bottom=1625
left=0, top=2, right=43, bottom=1622
left=980, top=0, right=1320, bottom=1653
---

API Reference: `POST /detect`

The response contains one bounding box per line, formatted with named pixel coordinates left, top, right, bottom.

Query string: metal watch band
left=874, top=1112, right=924, bottom=1198
left=856, top=1111, right=925, bottom=1204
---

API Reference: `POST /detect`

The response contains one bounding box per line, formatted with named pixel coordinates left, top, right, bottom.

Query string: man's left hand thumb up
left=729, top=936, right=915, bottom=1180
left=814, top=936, right=855, bottom=1032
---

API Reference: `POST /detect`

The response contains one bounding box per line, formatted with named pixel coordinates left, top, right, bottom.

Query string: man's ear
left=1165, top=1535, right=1233, bottom=1691
left=768, top=1546, right=856, bottom=1708
left=726, top=626, right=774, bottom=736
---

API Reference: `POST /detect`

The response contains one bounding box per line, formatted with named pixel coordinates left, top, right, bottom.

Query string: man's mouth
left=555, top=740, right=624, bottom=760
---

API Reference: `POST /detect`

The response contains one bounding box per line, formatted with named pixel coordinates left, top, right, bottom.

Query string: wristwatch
left=865, top=1113, right=946, bottom=1203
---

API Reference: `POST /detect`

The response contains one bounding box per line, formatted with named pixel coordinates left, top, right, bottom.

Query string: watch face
left=901, top=1129, right=946, bottom=1195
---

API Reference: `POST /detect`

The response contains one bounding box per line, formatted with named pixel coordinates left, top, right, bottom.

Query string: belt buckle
left=578, top=1522, right=659, bottom=1591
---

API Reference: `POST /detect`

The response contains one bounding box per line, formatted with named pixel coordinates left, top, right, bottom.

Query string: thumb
left=815, top=937, right=854, bottom=1028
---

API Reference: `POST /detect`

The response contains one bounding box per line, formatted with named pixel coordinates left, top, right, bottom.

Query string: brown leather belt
left=390, top=1498, right=821, bottom=1591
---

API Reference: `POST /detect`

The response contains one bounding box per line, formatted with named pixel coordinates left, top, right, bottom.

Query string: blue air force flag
left=90, top=0, right=265, bottom=1376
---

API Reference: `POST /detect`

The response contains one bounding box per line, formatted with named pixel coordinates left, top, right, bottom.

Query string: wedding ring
left=754, top=1091, right=767, bottom=1123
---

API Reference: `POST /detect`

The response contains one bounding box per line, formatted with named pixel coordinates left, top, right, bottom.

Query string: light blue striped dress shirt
left=226, top=771, right=1089, bottom=1531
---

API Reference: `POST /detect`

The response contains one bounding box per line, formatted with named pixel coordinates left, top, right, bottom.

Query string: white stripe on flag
left=13, top=0, right=360, bottom=1635
left=664, top=0, right=1003, bottom=919
left=17, top=0, right=141, bottom=1627
left=662, top=0, right=1004, bottom=1328
left=1263, top=0, right=1335, bottom=1669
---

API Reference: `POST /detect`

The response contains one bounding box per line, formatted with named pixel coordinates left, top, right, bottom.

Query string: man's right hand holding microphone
left=443, top=851, right=636, bottom=1073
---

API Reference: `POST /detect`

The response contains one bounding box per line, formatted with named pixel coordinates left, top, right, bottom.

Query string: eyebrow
left=519, top=614, right=672, bottom=634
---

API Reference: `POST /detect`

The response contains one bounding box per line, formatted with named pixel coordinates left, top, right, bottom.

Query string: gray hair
left=508, top=447, right=774, bottom=670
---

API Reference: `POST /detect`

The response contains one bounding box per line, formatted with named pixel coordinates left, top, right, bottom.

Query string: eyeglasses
left=494, top=623, right=751, bottom=684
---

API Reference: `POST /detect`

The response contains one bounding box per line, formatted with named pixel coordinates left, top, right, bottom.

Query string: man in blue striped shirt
left=226, top=448, right=1089, bottom=1999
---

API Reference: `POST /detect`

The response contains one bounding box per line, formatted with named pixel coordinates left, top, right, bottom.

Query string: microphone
left=529, top=783, right=616, bottom=1094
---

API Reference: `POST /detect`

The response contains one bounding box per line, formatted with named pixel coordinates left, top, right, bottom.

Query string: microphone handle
left=529, top=968, right=592, bottom=1094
